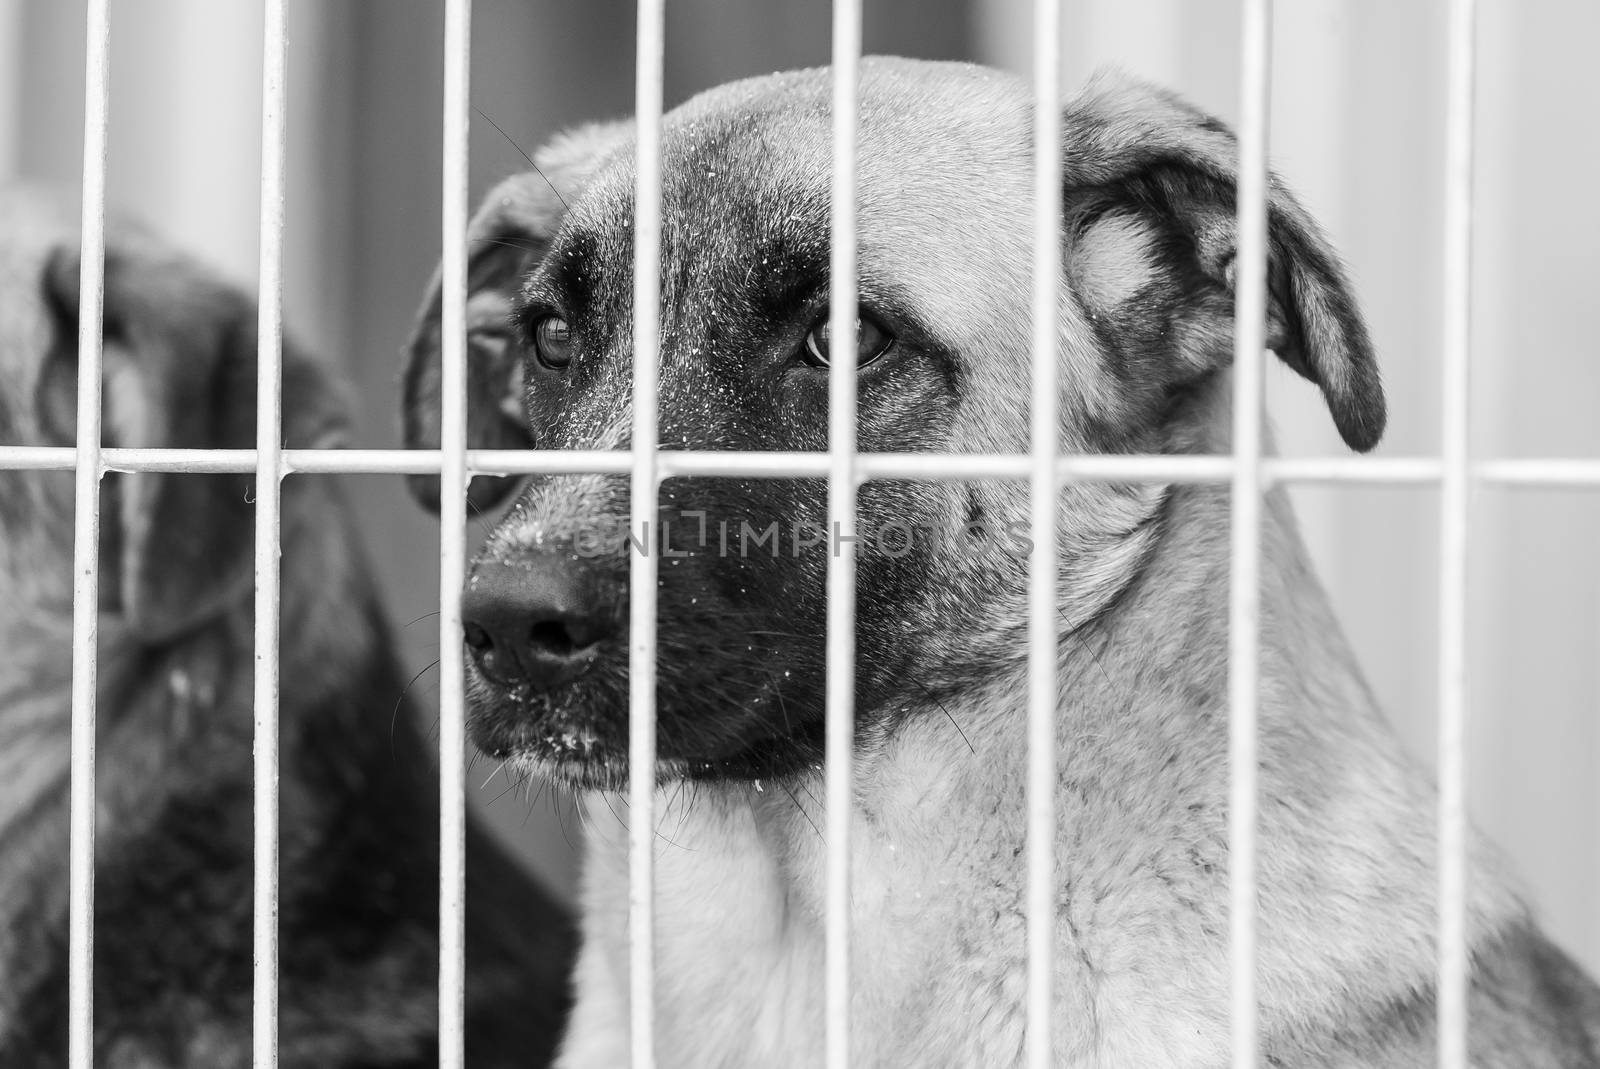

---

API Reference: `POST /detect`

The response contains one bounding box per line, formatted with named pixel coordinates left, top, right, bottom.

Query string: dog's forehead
left=555, top=59, right=1038, bottom=347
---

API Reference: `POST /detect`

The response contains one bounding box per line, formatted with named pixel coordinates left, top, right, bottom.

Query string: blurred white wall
left=3, top=0, right=1596, bottom=973
left=0, top=1, right=20, bottom=178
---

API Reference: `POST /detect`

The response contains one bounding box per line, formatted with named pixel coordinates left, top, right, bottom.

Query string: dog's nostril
left=462, top=619, right=517, bottom=686
left=528, top=615, right=609, bottom=653
left=528, top=619, right=581, bottom=656
left=463, top=621, right=493, bottom=653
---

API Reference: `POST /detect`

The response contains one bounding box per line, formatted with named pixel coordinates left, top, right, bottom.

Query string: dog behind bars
left=0, top=188, right=573, bottom=1067
left=403, top=60, right=1600, bottom=1068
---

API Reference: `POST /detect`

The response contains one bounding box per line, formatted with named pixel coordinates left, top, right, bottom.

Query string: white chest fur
left=552, top=656, right=1518, bottom=1069
left=556, top=708, right=1234, bottom=1069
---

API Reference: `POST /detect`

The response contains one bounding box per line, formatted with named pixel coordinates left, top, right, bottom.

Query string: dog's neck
left=569, top=480, right=1522, bottom=1069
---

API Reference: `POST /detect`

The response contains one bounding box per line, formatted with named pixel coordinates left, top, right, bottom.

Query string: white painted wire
left=1229, top=1, right=1272, bottom=1067
left=438, top=1, right=472, bottom=1066
left=0, top=8, right=1548, bottom=1066
left=67, top=2, right=109, bottom=1067
left=252, top=1, right=287, bottom=1065
left=1025, top=0, right=1061, bottom=1065
left=825, top=4, right=861, bottom=1067
left=1438, top=0, right=1479, bottom=1064
left=8, top=447, right=1600, bottom=488
left=629, top=2, right=666, bottom=1066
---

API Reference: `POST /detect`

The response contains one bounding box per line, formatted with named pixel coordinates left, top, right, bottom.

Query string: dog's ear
left=402, top=120, right=631, bottom=512
left=40, top=242, right=349, bottom=640
left=1060, top=72, right=1385, bottom=452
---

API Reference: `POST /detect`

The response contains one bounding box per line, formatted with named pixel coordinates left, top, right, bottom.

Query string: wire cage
left=2, top=0, right=1599, bottom=1067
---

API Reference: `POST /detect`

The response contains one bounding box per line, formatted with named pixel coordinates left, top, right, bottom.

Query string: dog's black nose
left=460, top=558, right=617, bottom=689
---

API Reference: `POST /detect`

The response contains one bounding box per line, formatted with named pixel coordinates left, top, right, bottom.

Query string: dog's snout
left=461, top=558, right=617, bottom=690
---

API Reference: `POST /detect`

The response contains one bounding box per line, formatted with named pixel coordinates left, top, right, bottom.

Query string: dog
left=402, top=59, right=1600, bottom=1067
left=0, top=187, right=574, bottom=1067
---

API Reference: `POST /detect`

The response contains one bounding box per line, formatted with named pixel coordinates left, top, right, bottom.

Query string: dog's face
left=404, top=59, right=1384, bottom=790
left=0, top=188, right=346, bottom=643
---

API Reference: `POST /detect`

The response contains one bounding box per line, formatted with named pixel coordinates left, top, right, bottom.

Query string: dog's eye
left=531, top=315, right=574, bottom=369
left=802, top=313, right=894, bottom=368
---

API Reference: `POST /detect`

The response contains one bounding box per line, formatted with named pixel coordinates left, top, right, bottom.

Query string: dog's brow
left=746, top=249, right=827, bottom=323
left=514, top=230, right=604, bottom=332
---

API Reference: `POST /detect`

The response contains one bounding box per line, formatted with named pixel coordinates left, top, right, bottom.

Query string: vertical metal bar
left=825, top=3, right=861, bottom=1067
left=68, top=2, right=109, bottom=1066
left=1025, top=0, right=1061, bottom=1065
left=438, top=2, right=472, bottom=1066
left=1230, top=2, right=1272, bottom=1068
left=252, top=1, right=287, bottom=1066
left=629, top=2, right=665, bottom=1067
left=1437, top=0, right=1478, bottom=1065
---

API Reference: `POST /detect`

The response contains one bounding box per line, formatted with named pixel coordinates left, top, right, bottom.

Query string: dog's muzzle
left=460, top=557, right=619, bottom=691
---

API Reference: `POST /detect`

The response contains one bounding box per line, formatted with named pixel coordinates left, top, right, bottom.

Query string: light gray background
left=4, top=0, right=1597, bottom=974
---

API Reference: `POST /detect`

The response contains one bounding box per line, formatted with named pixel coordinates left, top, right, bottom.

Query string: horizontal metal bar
left=1264, top=457, right=1440, bottom=484
left=5, top=447, right=1600, bottom=487
left=1471, top=459, right=1600, bottom=487
left=0, top=447, right=635, bottom=475
left=655, top=451, right=828, bottom=478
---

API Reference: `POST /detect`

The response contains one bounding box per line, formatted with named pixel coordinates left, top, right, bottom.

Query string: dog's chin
left=523, top=753, right=687, bottom=793
left=517, top=744, right=827, bottom=793
left=467, top=688, right=828, bottom=789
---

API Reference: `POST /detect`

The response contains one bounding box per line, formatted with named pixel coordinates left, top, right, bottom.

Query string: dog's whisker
left=391, top=661, right=440, bottom=759
left=647, top=780, right=699, bottom=853
left=776, top=780, right=822, bottom=843
left=791, top=776, right=821, bottom=816
left=472, top=103, right=570, bottom=211
left=597, top=789, right=626, bottom=831
left=555, top=791, right=581, bottom=854
left=479, top=756, right=512, bottom=792
left=469, top=235, right=545, bottom=255
left=1062, top=620, right=1117, bottom=693
left=484, top=767, right=530, bottom=808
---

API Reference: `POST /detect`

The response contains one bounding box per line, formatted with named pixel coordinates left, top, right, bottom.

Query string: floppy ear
left=402, top=120, right=631, bottom=512
left=1060, top=72, right=1385, bottom=452
left=41, top=242, right=349, bottom=641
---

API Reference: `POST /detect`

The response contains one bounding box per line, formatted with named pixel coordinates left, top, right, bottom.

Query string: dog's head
left=402, top=59, right=1384, bottom=790
left=0, top=187, right=348, bottom=644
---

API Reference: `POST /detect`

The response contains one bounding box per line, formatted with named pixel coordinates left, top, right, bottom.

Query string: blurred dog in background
left=0, top=187, right=572, bottom=1067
